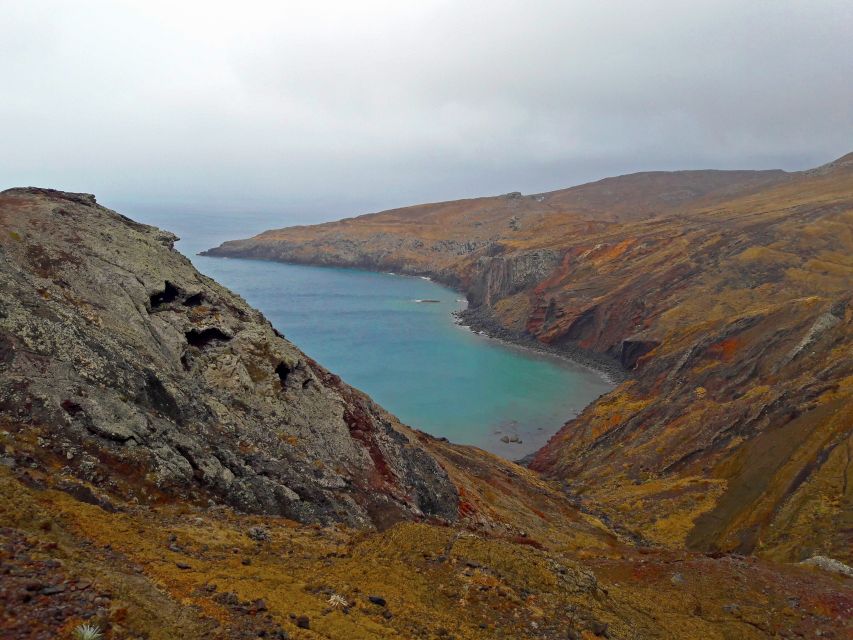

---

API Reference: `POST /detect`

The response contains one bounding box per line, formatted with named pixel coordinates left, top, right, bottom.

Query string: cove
left=133, top=210, right=613, bottom=458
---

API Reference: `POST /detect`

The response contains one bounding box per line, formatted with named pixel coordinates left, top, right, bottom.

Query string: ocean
left=129, top=208, right=612, bottom=458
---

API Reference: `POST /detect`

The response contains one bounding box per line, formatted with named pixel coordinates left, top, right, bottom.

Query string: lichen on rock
left=0, top=187, right=458, bottom=527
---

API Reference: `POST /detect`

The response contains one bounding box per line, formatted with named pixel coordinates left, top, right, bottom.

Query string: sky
left=2, top=0, right=851, bottom=223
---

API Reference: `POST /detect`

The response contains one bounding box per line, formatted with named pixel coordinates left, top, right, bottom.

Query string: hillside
left=2, top=187, right=851, bottom=638
left=205, top=155, right=853, bottom=563
left=203, top=168, right=791, bottom=285
left=0, top=187, right=458, bottom=529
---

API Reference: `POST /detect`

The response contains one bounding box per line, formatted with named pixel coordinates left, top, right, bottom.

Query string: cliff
left=0, top=187, right=458, bottom=528
left=205, top=155, right=853, bottom=563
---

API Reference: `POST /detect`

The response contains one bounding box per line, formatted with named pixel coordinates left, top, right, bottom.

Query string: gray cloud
left=2, top=1, right=851, bottom=221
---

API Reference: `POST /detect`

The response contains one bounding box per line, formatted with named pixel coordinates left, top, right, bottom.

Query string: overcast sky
left=2, top=0, right=851, bottom=222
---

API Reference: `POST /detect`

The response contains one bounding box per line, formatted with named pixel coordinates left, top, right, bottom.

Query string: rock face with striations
left=0, top=187, right=458, bottom=527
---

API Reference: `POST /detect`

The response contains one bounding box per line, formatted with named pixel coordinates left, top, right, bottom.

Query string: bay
left=130, top=209, right=612, bottom=458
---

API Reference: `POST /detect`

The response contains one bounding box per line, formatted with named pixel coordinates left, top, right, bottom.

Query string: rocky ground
left=453, top=306, right=628, bottom=384
left=2, top=468, right=851, bottom=639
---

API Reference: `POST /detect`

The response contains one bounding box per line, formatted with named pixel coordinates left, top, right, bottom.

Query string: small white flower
left=73, top=624, right=104, bottom=640
left=327, top=593, right=348, bottom=608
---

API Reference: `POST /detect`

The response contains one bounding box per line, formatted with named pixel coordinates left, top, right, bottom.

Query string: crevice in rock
left=150, top=281, right=182, bottom=308
left=60, top=399, right=84, bottom=416
left=564, top=306, right=598, bottom=341
left=620, top=339, right=660, bottom=370
left=185, top=327, right=231, bottom=348
left=182, top=292, right=205, bottom=307
left=275, top=362, right=292, bottom=386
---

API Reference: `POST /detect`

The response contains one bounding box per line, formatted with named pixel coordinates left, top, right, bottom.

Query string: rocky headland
left=0, top=187, right=458, bottom=529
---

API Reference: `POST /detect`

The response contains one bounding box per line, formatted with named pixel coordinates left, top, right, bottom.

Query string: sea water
left=130, top=209, right=612, bottom=458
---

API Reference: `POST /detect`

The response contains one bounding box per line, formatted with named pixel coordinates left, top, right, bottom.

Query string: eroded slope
left=3, top=469, right=851, bottom=640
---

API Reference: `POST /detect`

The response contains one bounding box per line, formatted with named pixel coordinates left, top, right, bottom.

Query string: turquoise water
left=130, top=209, right=612, bottom=458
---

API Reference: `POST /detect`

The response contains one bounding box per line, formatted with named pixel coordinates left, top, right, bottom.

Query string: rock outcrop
left=0, top=187, right=458, bottom=527
left=468, top=249, right=560, bottom=307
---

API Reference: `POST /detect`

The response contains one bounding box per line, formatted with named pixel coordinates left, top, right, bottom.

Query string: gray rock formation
left=0, top=187, right=458, bottom=527
left=468, top=249, right=560, bottom=307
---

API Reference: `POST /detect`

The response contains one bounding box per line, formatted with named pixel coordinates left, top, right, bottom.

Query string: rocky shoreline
left=454, top=305, right=629, bottom=385
left=195, top=250, right=625, bottom=463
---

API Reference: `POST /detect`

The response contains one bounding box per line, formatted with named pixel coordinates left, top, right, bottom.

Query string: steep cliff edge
left=528, top=162, right=853, bottom=562
left=205, top=156, right=853, bottom=562
left=0, top=187, right=458, bottom=528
